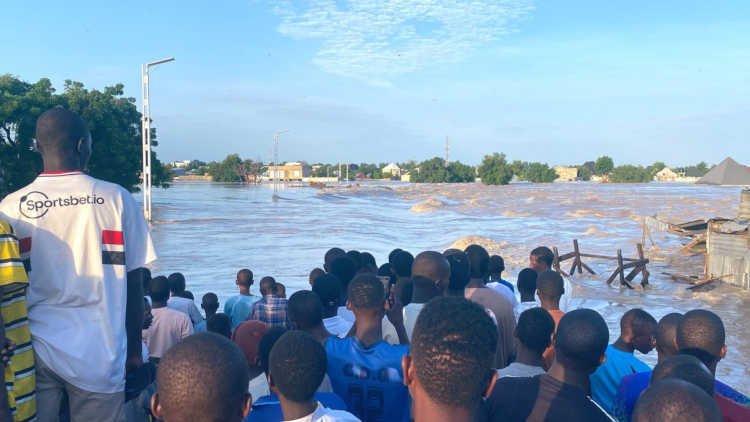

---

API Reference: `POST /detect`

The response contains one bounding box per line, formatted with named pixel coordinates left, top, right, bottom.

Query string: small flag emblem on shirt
left=102, top=230, right=125, bottom=266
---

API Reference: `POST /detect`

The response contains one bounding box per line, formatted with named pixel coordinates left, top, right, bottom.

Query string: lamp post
left=141, top=57, right=175, bottom=221
left=272, top=130, right=288, bottom=200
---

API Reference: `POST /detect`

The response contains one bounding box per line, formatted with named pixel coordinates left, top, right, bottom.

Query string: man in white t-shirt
left=403, top=251, right=450, bottom=340
left=166, top=272, right=203, bottom=325
left=0, top=108, right=156, bottom=421
left=143, top=276, right=193, bottom=360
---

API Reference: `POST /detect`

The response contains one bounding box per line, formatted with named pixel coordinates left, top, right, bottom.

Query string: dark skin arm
left=126, top=269, right=145, bottom=370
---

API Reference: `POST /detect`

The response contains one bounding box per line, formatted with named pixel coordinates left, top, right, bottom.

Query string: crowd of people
left=0, top=108, right=748, bottom=422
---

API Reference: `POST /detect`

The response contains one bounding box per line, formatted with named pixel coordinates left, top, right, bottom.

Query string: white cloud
left=269, top=0, right=533, bottom=85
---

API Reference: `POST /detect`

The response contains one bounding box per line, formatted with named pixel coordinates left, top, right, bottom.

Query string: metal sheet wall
left=707, top=229, right=750, bottom=289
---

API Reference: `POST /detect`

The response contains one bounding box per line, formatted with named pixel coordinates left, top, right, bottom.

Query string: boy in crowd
left=275, top=283, right=287, bottom=299
left=249, top=277, right=290, bottom=328
left=225, top=269, right=260, bottom=330
left=207, top=314, right=232, bottom=339
left=444, top=250, right=471, bottom=297
left=390, top=250, right=414, bottom=305
left=529, top=246, right=572, bottom=311
left=590, top=308, right=657, bottom=414
left=403, top=251, right=450, bottom=339
left=195, top=292, right=219, bottom=333
left=247, top=329, right=349, bottom=422
left=143, top=276, right=193, bottom=362
left=166, top=272, right=203, bottom=325
left=269, top=332, right=359, bottom=422
left=488, top=255, right=515, bottom=293
left=309, top=268, right=325, bottom=287
left=487, top=309, right=614, bottom=421
left=325, top=274, right=410, bottom=422
left=404, top=297, right=497, bottom=422
left=633, top=379, right=721, bottom=422
left=516, top=268, right=539, bottom=318
left=151, top=333, right=252, bottom=422
left=499, top=308, right=555, bottom=378
left=464, top=244, right=516, bottom=369
left=313, top=274, right=352, bottom=338
left=288, top=290, right=332, bottom=344
left=538, top=270, right=566, bottom=369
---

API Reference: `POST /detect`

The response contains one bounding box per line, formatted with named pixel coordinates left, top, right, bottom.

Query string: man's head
left=167, top=273, right=186, bottom=295
left=676, top=309, right=726, bottom=373
left=620, top=308, right=658, bottom=354
left=529, top=247, right=554, bottom=273
left=274, top=282, right=286, bottom=299
left=347, top=274, right=386, bottom=320
left=651, top=355, right=714, bottom=396
left=536, top=271, right=564, bottom=307
left=232, top=321, right=269, bottom=378
left=236, top=269, right=253, bottom=289
left=150, top=276, right=171, bottom=303
left=388, top=248, right=404, bottom=265
left=411, top=251, right=451, bottom=291
left=516, top=268, right=538, bottom=301
left=404, top=297, right=497, bottom=415
left=464, top=244, right=490, bottom=281
left=329, top=256, right=357, bottom=291
left=259, top=277, right=276, bottom=296
left=633, top=379, right=721, bottom=422
left=656, top=313, right=683, bottom=361
left=312, top=274, right=343, bottom=313
left=554, top=309, right=609, bottom=373
left=515, top=308, right=555, bottom=357
left=308, top=268, right=325, bottom=287
left=445, top=251, right=471, bottom=294
left=258, top=327, right=288, bottom=377
left=207, top=314, right=232, bottom=339
left=288, top=290, right=324, bottom=331
left=201, top=293, right=219, bottom=316
left=346, top=250, right=363, bottom=271
left=34, top=108, right=92, bottom=171
left=152, top=333, right=251, bottom=422
left=488, top=255, right=505, bottom=278
left=392, top=250, right=415, bottom=278
left=269, top=331, right=328, bottom=404
left=360, top=252, right=377, bottom=271
left=323, top=247, right=346, bottom=272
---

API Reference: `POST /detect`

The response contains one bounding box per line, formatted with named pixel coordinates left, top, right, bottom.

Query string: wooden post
left=552, top=247, right=569, bottom=277
left=574, top=239, right=582, bottom=274
left=617, top=249, right=625, bottom=284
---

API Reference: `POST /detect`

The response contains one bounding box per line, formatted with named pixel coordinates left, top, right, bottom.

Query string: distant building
left=382, top=163, right=402, bottom=177
left=400, top=173, right=411, bottom=183
left=265, top=162, right=311, bottom=181
left=170, top=160, right=193, bottom=169
left=654, top=167, right=679, bottom=182
left=554, top=166, right=578, bottom=182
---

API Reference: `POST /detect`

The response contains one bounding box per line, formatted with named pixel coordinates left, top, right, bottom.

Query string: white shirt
left=402, top=303, right=425, bottom=340
left=488, top=282, right=520, bottom=318
left=323, top=316, right=353, bottom=338
left=516, top=301, right=539, bottom=321
left=337, top=306, right=400, bottom=344
left=249, top=373, right=270, bottom=400
left=0, top=172, right=156, bottom=393
left=285, top=402, right=361, bottom=422
left=167, top=296, right=203, bottom=325
left=143, top=307, right=193, bottom=359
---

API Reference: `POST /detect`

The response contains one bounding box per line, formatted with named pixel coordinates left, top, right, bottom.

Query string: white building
left=382, top=163, right=402, bottom=177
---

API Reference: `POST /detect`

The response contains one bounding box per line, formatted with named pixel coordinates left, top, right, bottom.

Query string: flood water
left=147, top=181, right=749, bottom=393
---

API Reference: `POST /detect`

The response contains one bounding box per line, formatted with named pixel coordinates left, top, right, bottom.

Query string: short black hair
left=259, top=277, right=276, bottom=296
left=274, top=282, right=286, bottom=297
left=168, top=273, right=186, bottom=294
left=360, top=252, right=376, bottom=269
left=207, top=314, right=232, bottom=339
left=312, top=274, right=342, bottom=309
left=412, top=251, right=451, bottom=284
left=269, top=331, right=327, bottom=402
left=388, top=248, right=404, bottom=265
left=324, top=247, right=346, bottom=270
left=676, top=310, right=725, bottom=367
left=555, top=309, right=609, bottom=372
left=157, top=333, right=249, bottom=421
left=488, top=255, right=505, bottom=274
left=656, top=313, right=683, bottom=356
left=392, top=251, right=414, bottom=278
left=377, top=263, right=396, bottom=285
left=150, top=276, right=171, bottom=302
left=633, top=379, right=721, bottom=422
left=537, top=271, right=564, bottom=298
left=181, top=290, right=195, bottom=300
left=237, top=269, right=253, bottom=287
left=530, top=247, right=554, bottom=267
left=621, top=308, right=657, bottom=336
left=516, top=308, right=555, bottom=355
left=259, top=327, right=287, bottom=376
left=346, top=250, right=362, bottom=270
left=309, top=268, right=325, bottom=285
left=445, top=251, right=471, bottom=291
left=411, top=297, right=497, bottom=409
left=464, top=244, right=490, bottom=280
left=516, top=268, right=538, bottom=296
left=201, top=293, right=219, bottom=312
left=35, top=108, right=89, bottom=160
left=347, top=273, right=385, bottom=310
left=288, top=290, right=324, bottom=330
left=330, top=256, right=357, bottom=289
left=651, top=355, right=714, bottom=396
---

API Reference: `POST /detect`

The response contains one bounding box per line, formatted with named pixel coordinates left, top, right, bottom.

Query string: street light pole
left=272, top=130, right=288, bottom=200
left=141, top=57, right=175, bottom=221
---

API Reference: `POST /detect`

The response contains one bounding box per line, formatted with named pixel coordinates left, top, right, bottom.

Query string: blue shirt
left=590, top=345, right=651, bottom=415
left=490, top=277, right=515, bottom=293
left=224, top=294, right=260, bottom=329
left=194, top=319, right=207, bottom=333
left=244, top=392, right=348, bottom=422
left=325, top=337, right=410, bottom=422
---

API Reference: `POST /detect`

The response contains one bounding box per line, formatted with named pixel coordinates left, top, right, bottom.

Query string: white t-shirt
left=488, top=282, right=519, bottom=318
left=402, top=303, right=425, bottom=340
left=0, top=172, right=156, bottom=393
left=323, top=316, right=353, bottom=338
left=167, top=296, right=203, bottom=325
left=337, top=306, right=400, bottom=345
left=285, top=402, right=361, bottom=422
left=143, top=307, right=193, bottom=359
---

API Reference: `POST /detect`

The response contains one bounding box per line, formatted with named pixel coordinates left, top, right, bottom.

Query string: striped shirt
left=0, top=221, right=36, bottom=421
left=248, top=296, right=290, bottom=328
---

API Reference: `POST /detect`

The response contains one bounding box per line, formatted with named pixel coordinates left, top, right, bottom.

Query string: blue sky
left=2, top=0, right=749, bottom=166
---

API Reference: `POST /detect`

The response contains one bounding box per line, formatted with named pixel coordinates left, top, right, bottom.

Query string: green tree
left=521, top=162, right=558, bottom=183
left=411, top=157, right=474, bottom=183
left=647, top=161, right=666, bottom=179
left=207, top=154, right=244, bottom=182
left=577, top=166, right=593, bottom=181
left=478, top=153, right=514, bottom=185
left=509, top=160, right=528, bottom=178
left=608, top=165, right=652, bottom=183
left=594, top=156, right=615, bottom=175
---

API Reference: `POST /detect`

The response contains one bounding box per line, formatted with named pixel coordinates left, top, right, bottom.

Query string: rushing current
left=146, top=181, right=749, bottom=393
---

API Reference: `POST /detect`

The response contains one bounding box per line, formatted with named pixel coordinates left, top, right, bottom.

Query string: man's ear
left=151, top=393, right=163, bottom=419
left=402, top=355, right=414, bottom=387
left=346, top=300, right=353, bottom=311
left=720, top=344, right=727, bottom=360
left=241, top=393, right=252, bottom=418
left=599, top=353, right=607, bottom=366
left=483, top=371, right=498, bottom=399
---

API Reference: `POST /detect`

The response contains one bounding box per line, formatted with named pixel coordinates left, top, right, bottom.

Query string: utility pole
left=346, top=162, right=350, bottom=182
left=272, top=130, right=288, bottom=200
left=444, top=136, right=450, bottom=167
left=141, top=57, right=175, bottom=222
